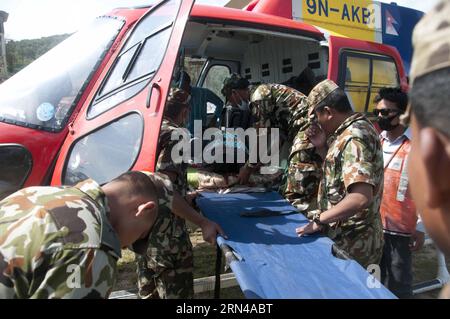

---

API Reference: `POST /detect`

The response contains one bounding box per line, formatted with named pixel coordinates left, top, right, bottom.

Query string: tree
left=5, top=34, right=70, bottom=76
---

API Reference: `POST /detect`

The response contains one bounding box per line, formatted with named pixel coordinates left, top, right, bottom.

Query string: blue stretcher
left=196, top=191, right=396, bottom=299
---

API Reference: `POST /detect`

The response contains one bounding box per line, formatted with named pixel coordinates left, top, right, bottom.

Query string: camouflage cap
left=307, top=79, right=339, bottom=117
left=130, top=171, right=174, bottom=255
left=410, top=1, right=450, bottom=83
left=168, top=87, right=191, bottom=106
left=221, top=73, right=250, bottom=97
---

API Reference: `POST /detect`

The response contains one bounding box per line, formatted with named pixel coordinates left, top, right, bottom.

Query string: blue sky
left=0, top=0, right=439, bottom=40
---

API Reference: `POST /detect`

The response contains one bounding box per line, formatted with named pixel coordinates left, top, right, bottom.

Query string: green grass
left=115, top=249, right=136, bottom=291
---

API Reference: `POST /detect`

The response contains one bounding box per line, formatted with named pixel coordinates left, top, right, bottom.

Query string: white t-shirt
left=381, top=128, right=412, bottom=168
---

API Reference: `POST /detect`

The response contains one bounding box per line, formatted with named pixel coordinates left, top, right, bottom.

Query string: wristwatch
left=312, top=212, right=326, bottom=227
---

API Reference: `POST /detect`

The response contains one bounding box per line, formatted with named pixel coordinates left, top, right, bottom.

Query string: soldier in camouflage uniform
left=137, top=88, right=225, bottom=299
left=241, top=82, right=321, bottom=210
left=284, top=130, right=322, bottom=212
left=296, top=80, right=384, bottom=269
left=219, top=73, right=252, bottom=128
left=194, top=75, right=283, bottom=189
left=0, top=170, right=174, bottom=298
left=137, top=88, right=193, bottom=299
left=406, top=0, right=450, bottom=299
left=194, top=76, right=321, bottom=204
left=250, top=83, right=308, bottom=140
left=248, top=83, right=322, bottom=212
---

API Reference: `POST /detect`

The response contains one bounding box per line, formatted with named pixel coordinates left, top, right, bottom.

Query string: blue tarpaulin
left=197, top=191, right=396, bottom=299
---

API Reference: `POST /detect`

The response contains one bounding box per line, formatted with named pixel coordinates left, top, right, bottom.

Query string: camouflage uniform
left=137, top=88, right=194, bottom=299
left=0, top=179, right=119, bottom=299
left=0, top=172, right=173, bottom=299
left=192, top=83, right=318, bottom=192
left=317, top=112, right=384, bottom=268
left=251, top=83, right=308, bottom=141
left=251, top=83, right=322, bottom=211
left=284, top=130, right=322, bottom=212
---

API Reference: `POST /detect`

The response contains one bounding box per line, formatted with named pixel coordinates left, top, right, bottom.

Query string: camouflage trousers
left=327, top=218, right=384, bottom=269
left=282, top=147, right=322, bottom=212
left=136, top=213, right=194, bottom=299
left=136, top=243, right=193, bottom=299
left=283, top=161, right=320, bottom=212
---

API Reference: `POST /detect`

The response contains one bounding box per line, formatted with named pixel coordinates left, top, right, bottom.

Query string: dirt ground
left=115, top=230, right=449, bottom=299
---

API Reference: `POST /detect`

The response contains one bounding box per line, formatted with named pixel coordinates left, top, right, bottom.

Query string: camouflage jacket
left=149, top=118, right=190, bottom=255
left=251, top=84, right=321, bottom=211
left=283, top=128, right=322, bottom=212
left=0, top=179, right=121, bottom=299
left=318, top=113, right=384, bottom=268
left=250, top=84, right=309, bottom=142
left=157, top=118, right=188, bottom=196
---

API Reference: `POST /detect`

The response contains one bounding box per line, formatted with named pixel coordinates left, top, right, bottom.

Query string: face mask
left=238, top=99, right=250, bottom=111
left=378, top=115, right=399, bottom=131
left=183, top=109, right=191, bottom=127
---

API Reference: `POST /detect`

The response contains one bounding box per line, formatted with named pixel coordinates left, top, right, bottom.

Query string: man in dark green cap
left=220, top=73, right=252, bottom=128
left=137, top=88, right=225, bottom=299
left=296, top=79, right=384, bottom=269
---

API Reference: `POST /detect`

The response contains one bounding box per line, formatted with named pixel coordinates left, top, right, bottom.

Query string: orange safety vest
left=380, top=138, right=417, bottom=235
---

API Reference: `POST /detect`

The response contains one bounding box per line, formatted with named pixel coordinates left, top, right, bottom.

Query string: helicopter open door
left=51, top=0, right=195, bottom=186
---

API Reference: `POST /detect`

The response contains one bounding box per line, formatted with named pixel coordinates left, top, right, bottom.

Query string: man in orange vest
left=375, top=87, right=425, bottom=298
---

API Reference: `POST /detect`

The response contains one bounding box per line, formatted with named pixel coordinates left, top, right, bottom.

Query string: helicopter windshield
left=0, top=16, right=124, bottom=132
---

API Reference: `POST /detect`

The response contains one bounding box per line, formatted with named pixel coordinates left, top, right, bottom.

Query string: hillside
left=6, top=34, right=70, bottom=75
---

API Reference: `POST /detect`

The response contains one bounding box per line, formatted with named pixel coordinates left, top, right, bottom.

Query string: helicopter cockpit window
left=88, top=0, right=181, bottom=119
left=0, top=17, right=124, bottom=132
left=63, top=113, right=143, bottom=185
